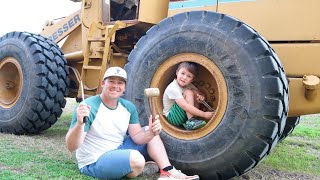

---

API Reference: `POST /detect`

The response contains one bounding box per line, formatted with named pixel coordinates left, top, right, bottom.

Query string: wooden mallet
left=80, top=81, right=88, bottom=124
left=144, top=88, right=160, bottom=122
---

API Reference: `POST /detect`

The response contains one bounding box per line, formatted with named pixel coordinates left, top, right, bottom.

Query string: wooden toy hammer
left=144, top=88, right=160, bottom=122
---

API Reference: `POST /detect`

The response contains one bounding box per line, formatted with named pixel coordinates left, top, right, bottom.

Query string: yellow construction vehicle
left=1, top=0, right=319, bottom=179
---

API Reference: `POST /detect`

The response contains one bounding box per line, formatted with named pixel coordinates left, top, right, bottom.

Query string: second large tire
left=125, top=11, right=288, bottom=179
left=0, top=32, right=69, bottom=134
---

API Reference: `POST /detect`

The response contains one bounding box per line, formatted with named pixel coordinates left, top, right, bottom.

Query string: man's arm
left=128, top=115, right=161, bottom=145
left=65, top=123, right=87, bottom=152
left=65, top=103, right=90, bottom=152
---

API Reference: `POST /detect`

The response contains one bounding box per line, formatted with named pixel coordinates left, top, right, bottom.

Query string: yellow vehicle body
left=169, top=0, right=320, bottom=117
left=40, top=0, right=320, bottom=117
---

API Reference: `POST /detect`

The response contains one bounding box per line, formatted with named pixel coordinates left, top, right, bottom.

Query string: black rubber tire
left=279, top=116, right=300, bottom=141
left=125, top=11, right=288, bottom=179
left=0, top=32, right=69, bottom=134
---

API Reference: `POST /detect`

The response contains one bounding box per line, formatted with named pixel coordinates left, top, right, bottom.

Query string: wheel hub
left=0, top=57, right=23, bottom=108
left=151, top=53, right=228, bottom=140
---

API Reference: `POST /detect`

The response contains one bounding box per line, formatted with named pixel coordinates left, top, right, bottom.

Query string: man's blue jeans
left=80, top=136, right=150, bottom=179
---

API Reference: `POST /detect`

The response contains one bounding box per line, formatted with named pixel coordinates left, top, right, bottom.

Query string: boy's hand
left=196, top=93, right=205, bottom=103
left=148, top=115, right=162, bottom=136
left=76, top=103, right=91, bottom=124
left=204, top=111, right=214, bottom=120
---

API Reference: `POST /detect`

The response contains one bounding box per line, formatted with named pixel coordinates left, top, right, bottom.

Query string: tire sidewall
left=0, top=38, right=33, bottom=125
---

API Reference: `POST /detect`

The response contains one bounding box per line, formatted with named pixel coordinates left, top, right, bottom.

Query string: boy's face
left=176, top=67, right=195, bottom=87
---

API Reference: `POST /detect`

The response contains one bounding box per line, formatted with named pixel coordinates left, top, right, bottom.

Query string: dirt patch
left=236, top=165, right=319, bottom=180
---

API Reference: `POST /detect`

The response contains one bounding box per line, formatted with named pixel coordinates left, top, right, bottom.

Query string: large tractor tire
left=124, top=11, right=288, bottom=179
left=279, top=116, right=300, bottom=141
left=0, top=32, right=69, bottom=135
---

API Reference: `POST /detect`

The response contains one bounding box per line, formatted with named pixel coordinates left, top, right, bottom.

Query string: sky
left=0, top=0, right=81, bottom=37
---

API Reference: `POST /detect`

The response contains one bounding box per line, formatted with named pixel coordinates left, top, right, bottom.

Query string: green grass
left=291, top=116, right=320, bottom=138
left=262, top=115, right=320, bottom=176
left=0, top=137, right=90, bottom=179
left=0, top=99, right=319, bottom=179
left=0, top=100, right=91, bottom=179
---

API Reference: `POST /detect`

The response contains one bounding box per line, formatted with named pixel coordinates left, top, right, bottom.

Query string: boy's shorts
left=80, top=135, right=150, bottom=180
left=167, top=103, right=188, bottom=126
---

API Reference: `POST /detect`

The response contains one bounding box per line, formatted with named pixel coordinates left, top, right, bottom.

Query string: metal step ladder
left=78, top=21, right=126, bottom=99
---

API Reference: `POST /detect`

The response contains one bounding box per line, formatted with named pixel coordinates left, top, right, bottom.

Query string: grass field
left=239, top=115, right=320, bottom=179
left=0, top=99, right=319, bottom=179
left=264, top=116, right=320, bottom=175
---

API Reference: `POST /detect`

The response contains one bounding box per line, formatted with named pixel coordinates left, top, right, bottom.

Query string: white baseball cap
left=103, top=67, right=127, bottom=81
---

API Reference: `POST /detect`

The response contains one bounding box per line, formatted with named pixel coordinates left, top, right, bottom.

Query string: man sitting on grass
left=65, top=67, right=200, bottom=180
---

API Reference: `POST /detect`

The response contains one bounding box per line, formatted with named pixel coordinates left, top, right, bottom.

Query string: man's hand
left=76, top=103, right=91, bottom=124
left=148, top=115, right=162, bottom=136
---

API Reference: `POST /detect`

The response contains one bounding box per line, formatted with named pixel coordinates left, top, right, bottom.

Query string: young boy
left=162, top=62, right=214, bottom=130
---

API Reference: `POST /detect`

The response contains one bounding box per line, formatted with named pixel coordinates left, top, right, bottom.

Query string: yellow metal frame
left=39, top=0, right=320, bottom=116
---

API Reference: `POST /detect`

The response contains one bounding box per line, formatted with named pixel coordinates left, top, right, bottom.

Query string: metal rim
left=0, top=57, right=23, bottom=109
left=151, top=53, right=228, bottom=140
